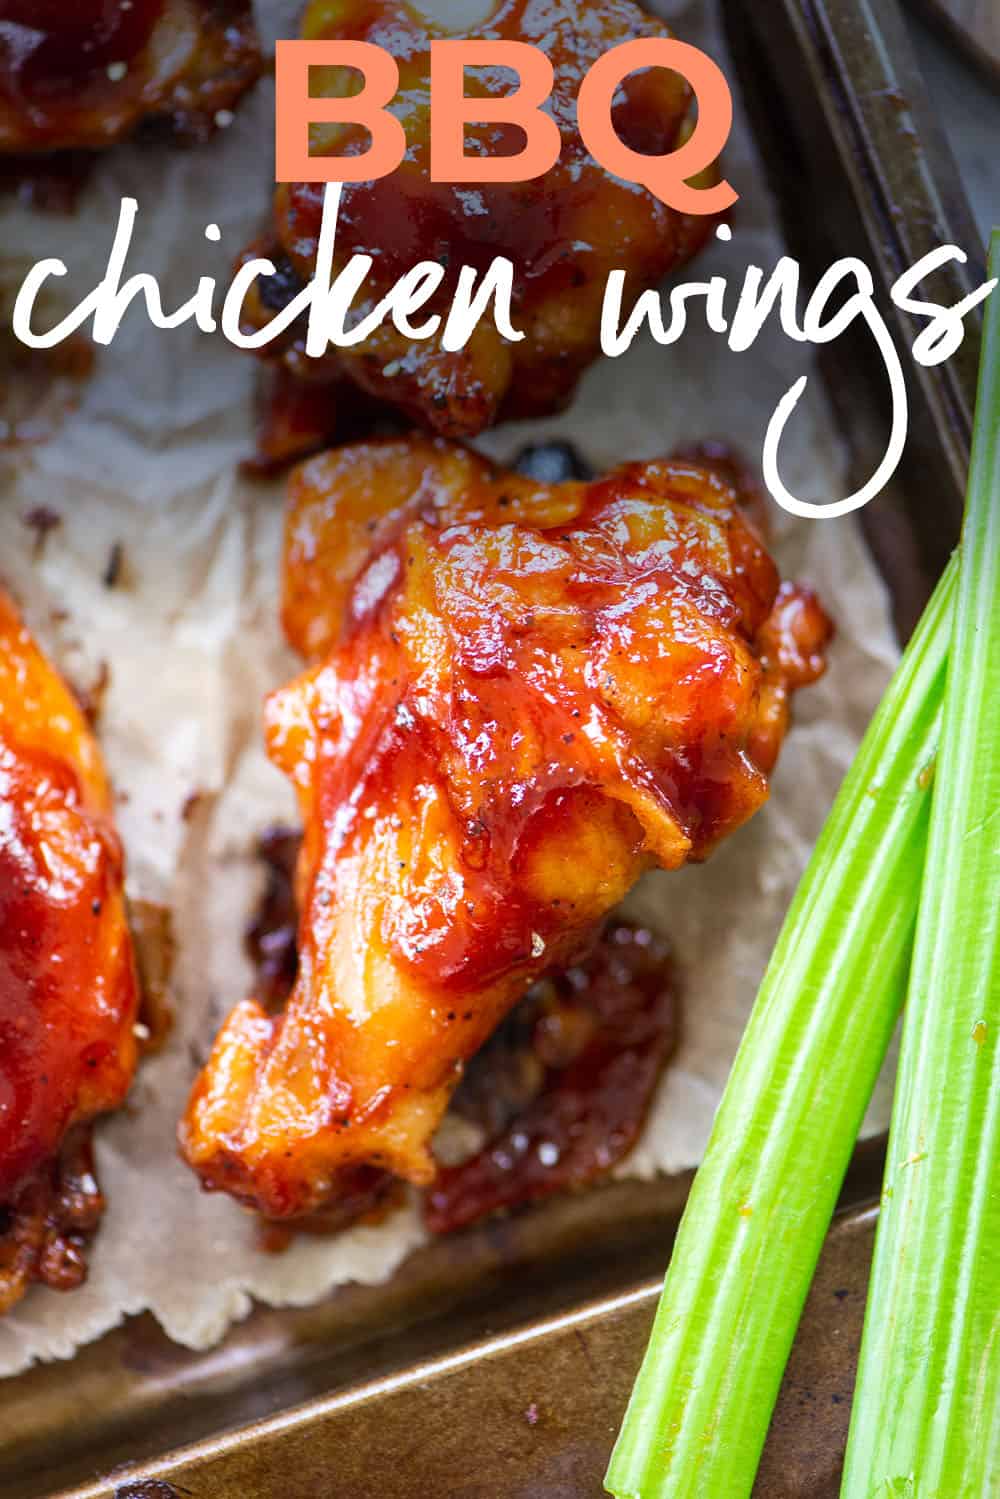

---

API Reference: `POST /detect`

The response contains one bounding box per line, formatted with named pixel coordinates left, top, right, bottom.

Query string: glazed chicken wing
left=241, top=0, right=716, bottom=465
left=0, top=592, right=138, bottom=1310
left=0, top=0, right=261, bottom=154
left=181, top=439, right=831, bottom=1220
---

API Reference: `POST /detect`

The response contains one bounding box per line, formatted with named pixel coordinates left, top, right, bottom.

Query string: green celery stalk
left=840, top=234, right=1000, bottom=1499
left=606, top=547, right=957, bottom=1499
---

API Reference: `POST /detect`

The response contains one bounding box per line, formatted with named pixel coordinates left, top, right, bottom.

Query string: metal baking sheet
left=0, top=0, right=982, bottom=1493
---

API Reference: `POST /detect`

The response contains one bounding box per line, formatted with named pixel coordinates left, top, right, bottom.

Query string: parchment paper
left=0, top=0, right=900, bottom=1374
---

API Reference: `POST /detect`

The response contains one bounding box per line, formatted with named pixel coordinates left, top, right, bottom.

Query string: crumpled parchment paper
left=0, top=0, right=899, bottom=1374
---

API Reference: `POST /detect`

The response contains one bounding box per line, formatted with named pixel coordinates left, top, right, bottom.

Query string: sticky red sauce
left=286, top=454, right=829, bottom=996
left=183, top=442, right=831, bottom=1221
left=0, top=0, right=262, bottom=155
left=0, top=742, right=135, bottom=1198
left=241, top=0, right=716, bottom=438
left=280, top=0, right=703, bottom=285
left=0, top=593, right=138, bottom=1306
left=0, top=1, right=163, bottom=101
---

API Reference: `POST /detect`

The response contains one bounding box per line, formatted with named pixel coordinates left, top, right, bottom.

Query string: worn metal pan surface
left=1, top=0, right=983, bottom=1494
left=907, top=0, right=1000, bottom=79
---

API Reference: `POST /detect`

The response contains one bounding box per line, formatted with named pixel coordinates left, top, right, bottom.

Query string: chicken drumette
left=0, top=592, right=139, bottom=1310
left=0, top=0, right=261, bottom=155
left=241, top=0, right=717, bottom=467
left=181, top=439, right=831, bottom=1221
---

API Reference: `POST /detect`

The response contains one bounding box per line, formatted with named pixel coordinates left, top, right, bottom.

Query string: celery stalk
left=840, top=234, right=1000, bottom=1499
left=606, top=546, right=957, bottom=1499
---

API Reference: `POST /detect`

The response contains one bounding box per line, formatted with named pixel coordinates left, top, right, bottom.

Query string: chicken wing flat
left=0, top=0, right=261, bottom=155
left=181, top=439, right=831, bottom=1221
left=240, top=0, right=716, bottom=460
left=0, top=592, right=138, bottom=1310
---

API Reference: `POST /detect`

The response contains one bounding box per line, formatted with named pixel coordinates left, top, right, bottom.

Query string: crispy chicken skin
left=0, top=592, right=138, bottom=1309
left=0, top=0, right=261, bottom=153
left=181, top=440, right=831, bottom=1220
left=240, top=0, right=716, bottom=447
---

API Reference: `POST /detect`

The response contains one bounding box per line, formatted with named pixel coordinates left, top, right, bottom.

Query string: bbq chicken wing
left=0, top=592, right=139, bottom=1310
left=240, top=0, right=716, bottom=463
left=0, top=0, right=261, bottom=154
left=181, top=439, right=831, bottom=1221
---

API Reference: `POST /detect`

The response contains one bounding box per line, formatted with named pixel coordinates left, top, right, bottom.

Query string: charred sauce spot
left=103, top=542, right=125, bottom=590
left=242, top=367, right=410, bottom=478
left=72, top=660, right=111, bottom=728
left=21, top=506, right=62, bottom=555
left=245, top=827, right=301, bottom=1011
left=114, top=1481, right=187, bottom=1499
left=129, top=900, right=176, bottom=1054
left=0, top=152, right=94, bottom=212
left=254, top=251, right=306, bottom=316
left=258, top=1168, right=402, bottom=1249
left=0, top=1129, right=104, bottom=1313
left=512, top=443, right=594, bottom=485
left=425, top=922, right=681, bottom=1234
